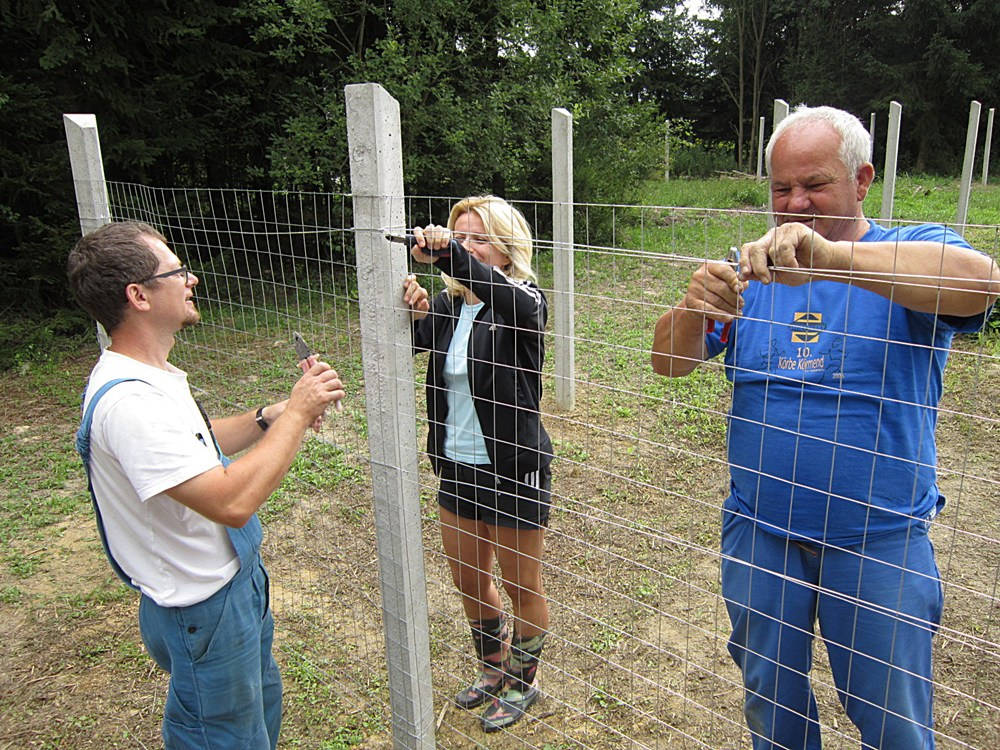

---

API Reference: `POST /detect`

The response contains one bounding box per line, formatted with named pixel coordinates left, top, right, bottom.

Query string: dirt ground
left=2, top=335, right=999, bottom=749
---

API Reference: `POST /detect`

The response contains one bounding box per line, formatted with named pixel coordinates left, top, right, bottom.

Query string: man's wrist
left=255, top=406, right=270, bottom=432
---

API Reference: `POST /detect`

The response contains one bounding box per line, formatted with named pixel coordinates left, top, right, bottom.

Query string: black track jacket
left=412, top=243, right=553, bottom=480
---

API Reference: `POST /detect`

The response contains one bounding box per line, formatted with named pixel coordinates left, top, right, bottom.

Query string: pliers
left=705, top=246, right=741, bottom=344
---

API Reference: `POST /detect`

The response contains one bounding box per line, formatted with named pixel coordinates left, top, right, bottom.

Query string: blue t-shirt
left=711, top=221, right=985, bottom=544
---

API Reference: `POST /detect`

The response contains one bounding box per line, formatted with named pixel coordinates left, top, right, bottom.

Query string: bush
left=669, top=142, right=738, bottom=178
left=0, top=310, right=92, bottom=371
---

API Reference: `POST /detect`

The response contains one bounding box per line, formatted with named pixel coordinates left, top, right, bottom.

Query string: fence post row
left=344, top=82, right=436, bottom=750
left=64, top=113, right=113, bottom=350
left=63, top=90, right=992, bottom=745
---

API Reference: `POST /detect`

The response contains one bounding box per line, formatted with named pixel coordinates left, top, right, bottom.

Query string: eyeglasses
left=140, top=266, right=192, bottom=285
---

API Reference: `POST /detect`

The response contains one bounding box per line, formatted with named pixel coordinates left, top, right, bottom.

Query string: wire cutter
left=384, top=232, right=454, bottom=257
left=705, top=246, right=741, bottom=344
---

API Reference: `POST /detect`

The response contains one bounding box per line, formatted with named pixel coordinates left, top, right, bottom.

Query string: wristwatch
left=255, top=406, right=270, bottom=432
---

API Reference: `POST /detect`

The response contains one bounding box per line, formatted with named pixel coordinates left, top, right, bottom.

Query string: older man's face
left=769, top=121, right=870, bottom=243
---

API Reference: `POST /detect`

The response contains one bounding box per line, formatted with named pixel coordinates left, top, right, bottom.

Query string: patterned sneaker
left=455, top=670, right=505, bottom=709
left=480, top=681, right=540, bottom=733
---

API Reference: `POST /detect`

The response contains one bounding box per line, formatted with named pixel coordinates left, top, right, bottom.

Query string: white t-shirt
left=82, top=350, right=239, bottom=606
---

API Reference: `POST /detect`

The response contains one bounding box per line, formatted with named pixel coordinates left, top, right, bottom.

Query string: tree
left=703, top=0, right=780, bottom=171
left=631, top=2, right=711, bottom=121
left=874, top=0, right=992, bottom=172
left=0, top=0, right=281, bottom=314
left=258, top=0, right=663, bottom=206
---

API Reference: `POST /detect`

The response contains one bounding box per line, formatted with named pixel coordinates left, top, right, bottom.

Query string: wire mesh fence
left=104, top=181, right=1000, bottom=750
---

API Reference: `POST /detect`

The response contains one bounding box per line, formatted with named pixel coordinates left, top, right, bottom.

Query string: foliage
left=666, top=119, right=738, bottom=177
left=870, top=0, right=998, bottom=173
left=1, top=0, right=282, bottom=315
left=700, top=0, right=999, bottom=175
left=0, top=309, right=92, bottom=372
left=2, top=0, right=665, bottom=315
left=702, top=0, right=782, bottom=169
left=631, top=2, right=711, bottom=123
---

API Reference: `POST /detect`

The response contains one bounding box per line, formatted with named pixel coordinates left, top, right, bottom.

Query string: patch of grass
left=553, top=439, right=590, bottom=463
left=590, top=682, right=629, bottom=711
left=0, top=438, right=88, bottom=542
left=633, top=575, right=660, bottom=602
left=280, top=642, right=387, bottom=748
left=78, top=636, right=147, bottom=667
left=644, top=366, right=730, bottom=447
left=291, top=440, right=364, bottom=490
left=589, top=624, right=623, bottom=654
left=261, top=440, right=365, bottom=522
left=59, top=583, right=135, bottom=618
left=4, top=548, right=43, bottom=578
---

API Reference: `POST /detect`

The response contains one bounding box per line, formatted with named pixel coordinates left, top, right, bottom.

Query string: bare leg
left=439, top=507, right=504, bottom=620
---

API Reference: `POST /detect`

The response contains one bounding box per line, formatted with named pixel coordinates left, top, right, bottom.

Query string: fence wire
left=106, top=182, right=1000, bottom=749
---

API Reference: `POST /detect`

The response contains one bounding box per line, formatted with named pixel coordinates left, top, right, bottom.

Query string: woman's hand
left=410, top=224, right=452, bottom=264
left=402, top=273, right=430, bottom=320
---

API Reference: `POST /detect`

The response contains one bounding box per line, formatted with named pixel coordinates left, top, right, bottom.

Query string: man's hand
left=681, top=258, right=748, bottom=325
left=739, top=223, right=839, bottom=286
left=285, top=361, right=344, bottom=430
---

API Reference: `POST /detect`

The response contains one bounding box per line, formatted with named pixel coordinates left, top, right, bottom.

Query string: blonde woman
left=402, top=196, right=553, bottom=732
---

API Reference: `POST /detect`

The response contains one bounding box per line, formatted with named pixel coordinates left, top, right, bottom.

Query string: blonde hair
left=442, top=195, right=536, bottom=297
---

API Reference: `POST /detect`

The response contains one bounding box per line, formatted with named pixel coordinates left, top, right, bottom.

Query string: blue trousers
left=138, top=555, right=282, bottom=749
left=721, top=505, right=942, bottom=750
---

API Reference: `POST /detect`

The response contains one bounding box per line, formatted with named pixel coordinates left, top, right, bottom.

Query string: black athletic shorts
left=437, top=460, right=552, bottom=529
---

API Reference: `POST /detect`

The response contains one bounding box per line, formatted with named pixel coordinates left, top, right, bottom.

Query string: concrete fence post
left=64, top=113, right=112, bottom=349
left=664, top=119, right=670, bottom=181
left=767, top=100, right=790, bottom=227
left=869, top=113, right=876, bottom=163
left=880, top=101, right=902, bottom=228
left=957, top=100, right=982, bottom=236
left=344, top=82, right=435, bottom=750
left=552, top=107, right=576, bottom=412
left=983, top=108, right=995, bottom=186
left=756, top=117, right=765, bottom=180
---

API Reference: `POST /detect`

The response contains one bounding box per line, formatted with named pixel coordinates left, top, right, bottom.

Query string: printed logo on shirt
left=791, top=330, right=820, bottom=343
left=790, top=311, right=823, bottom=343
left=794, top=312, right=822, bottom=325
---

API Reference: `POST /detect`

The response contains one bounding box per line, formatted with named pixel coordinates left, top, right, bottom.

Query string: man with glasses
left=68, top=221, right=345, bottom=749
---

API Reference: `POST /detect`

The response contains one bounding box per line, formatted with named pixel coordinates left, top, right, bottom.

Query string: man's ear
left=856, top=163, right=876, bottom=200
left=124, top=282, right=152, bottom=312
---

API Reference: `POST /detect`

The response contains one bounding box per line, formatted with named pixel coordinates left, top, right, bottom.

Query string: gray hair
left=765, top=105, right=872, bottom=180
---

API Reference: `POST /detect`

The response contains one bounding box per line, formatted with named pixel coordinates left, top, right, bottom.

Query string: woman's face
left=453, top=211, right=510, bottom=271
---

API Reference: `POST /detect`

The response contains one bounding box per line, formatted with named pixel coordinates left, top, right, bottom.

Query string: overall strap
left=192, top=398, right=263, bottom=562
left=76, top=378, right=145, bottom=589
